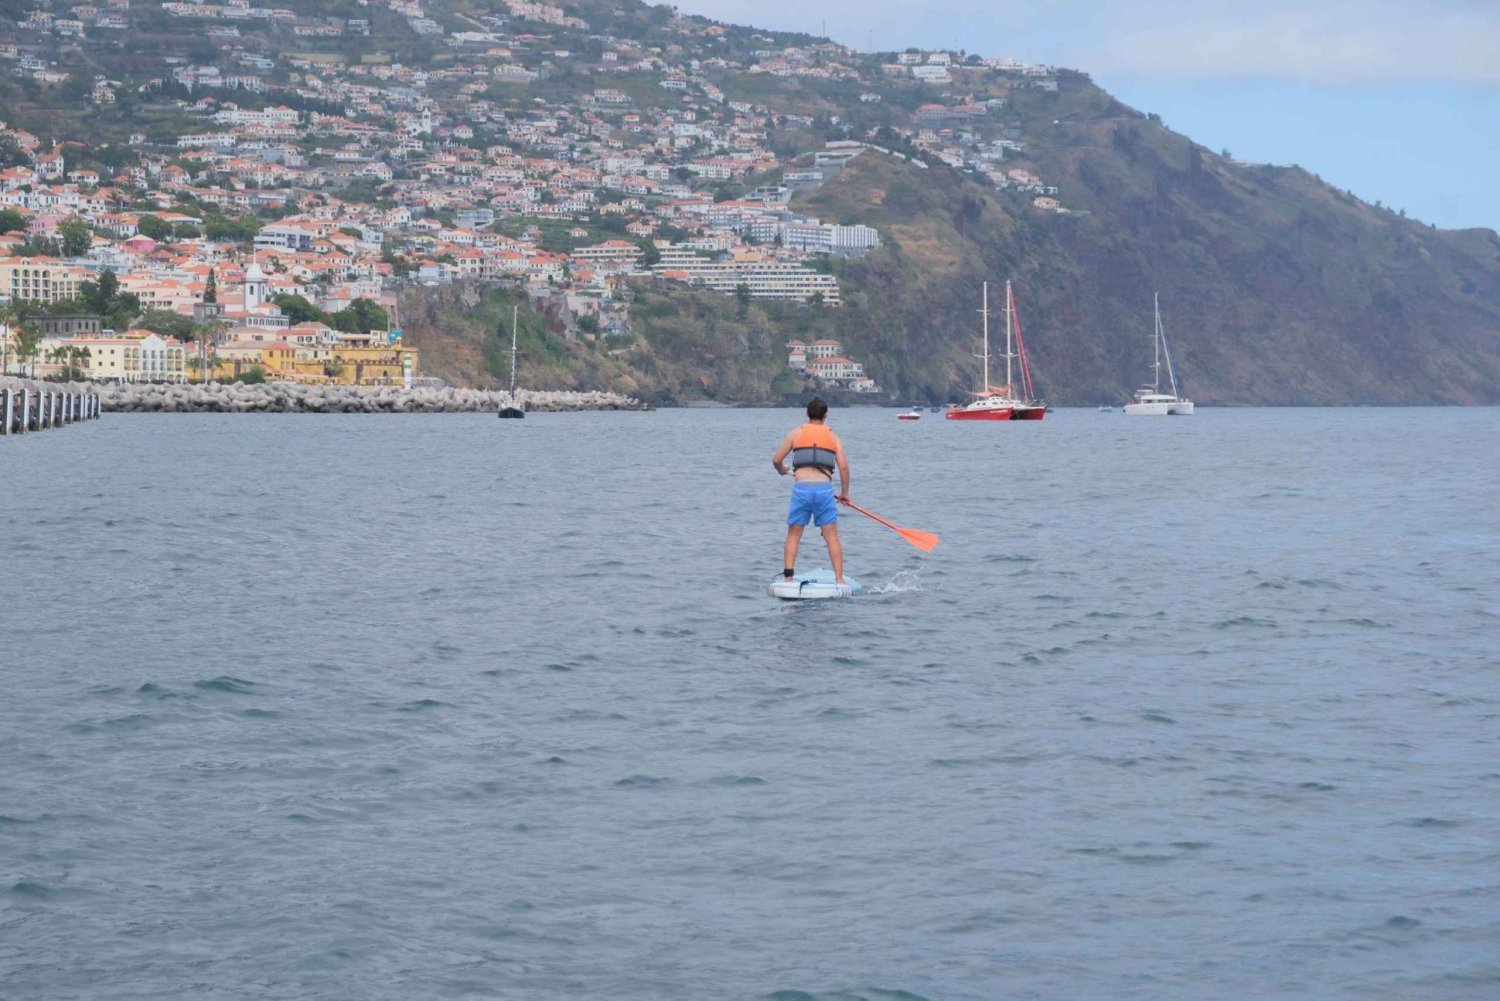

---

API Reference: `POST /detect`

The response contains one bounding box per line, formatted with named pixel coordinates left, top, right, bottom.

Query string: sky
left=670, top=0, right=1500, bottom=232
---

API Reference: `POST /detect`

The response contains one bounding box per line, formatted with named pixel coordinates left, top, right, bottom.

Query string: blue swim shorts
left=787, top=482, right=839, bottom=527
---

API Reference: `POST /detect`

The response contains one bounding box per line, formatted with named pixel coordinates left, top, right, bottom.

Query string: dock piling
left=0, top=382, right=102, bottom=437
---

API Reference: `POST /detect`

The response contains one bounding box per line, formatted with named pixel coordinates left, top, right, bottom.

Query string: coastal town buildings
left=0, top=11, right=1065, bottom=390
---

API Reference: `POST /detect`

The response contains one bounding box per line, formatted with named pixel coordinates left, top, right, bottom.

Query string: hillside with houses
left=1, top=0, right=1498, bottom=402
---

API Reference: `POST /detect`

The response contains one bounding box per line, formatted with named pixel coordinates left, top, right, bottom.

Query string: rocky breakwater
left=98, top=382, right=646, bottom=413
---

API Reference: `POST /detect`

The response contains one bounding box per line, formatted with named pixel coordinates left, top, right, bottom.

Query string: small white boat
left=897, top=407, right=922, bottom=420
left=1124, top=294, right=1194, bottom=416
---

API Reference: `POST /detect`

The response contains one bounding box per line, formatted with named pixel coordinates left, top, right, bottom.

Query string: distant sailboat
left=498, top=303, right=524, bottom=419
left=1123, top=294, right=1193, bottom=416
left=945, top=280, right=1046, bottom=421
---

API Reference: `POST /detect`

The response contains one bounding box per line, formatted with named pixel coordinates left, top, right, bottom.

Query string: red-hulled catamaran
left=946, top=280, right=1045, bottom=421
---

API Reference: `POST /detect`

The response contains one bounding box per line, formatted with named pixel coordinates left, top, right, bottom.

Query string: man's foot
left=783, top=568, right=795, bottom=580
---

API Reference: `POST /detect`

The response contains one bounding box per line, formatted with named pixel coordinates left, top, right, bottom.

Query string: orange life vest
left=790, top=422, right=840, bottom=474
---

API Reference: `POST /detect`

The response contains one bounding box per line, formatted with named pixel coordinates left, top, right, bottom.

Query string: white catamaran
left=1124, top=294, right=1194, bottom=416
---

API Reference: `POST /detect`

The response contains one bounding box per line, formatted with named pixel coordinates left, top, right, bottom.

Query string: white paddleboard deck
left=768, top=569, right=862, bottom=600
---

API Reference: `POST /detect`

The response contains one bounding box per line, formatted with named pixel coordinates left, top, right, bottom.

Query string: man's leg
left=783, top=524, right=805, bottom=577
left=821, top=524, right=844, bottom=583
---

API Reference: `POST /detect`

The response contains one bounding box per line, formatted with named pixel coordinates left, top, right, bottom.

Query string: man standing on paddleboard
left=772, top=397, right=851, bottom=584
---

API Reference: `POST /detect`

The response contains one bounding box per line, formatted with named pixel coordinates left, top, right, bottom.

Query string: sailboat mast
left=508, top=303, right=519, bottom=399
left=1160, top=301, right=1181, bottom=399
left=1152, top=292, right=1162, bottom=393
left=1004, top=280, right=1014, bottom=393
left=980, top=281, right=989, bottom=393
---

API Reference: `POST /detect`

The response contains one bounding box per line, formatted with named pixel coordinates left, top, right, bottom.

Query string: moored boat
left=897, top=406, right=922, bottom=420
left=946, top=280, right=1045, bottom=421
left=1123, top=294, right=1193, bottom=416
left=497, top=304, right=525, bottom=419
left=946, top=395, right=1012, bottom=420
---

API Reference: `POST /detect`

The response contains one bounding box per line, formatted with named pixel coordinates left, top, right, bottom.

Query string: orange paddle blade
left=895, top=527, right=941, bottom=552
left=840, top=499, right=941, bottom=552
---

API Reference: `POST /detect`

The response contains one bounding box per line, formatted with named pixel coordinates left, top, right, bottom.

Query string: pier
left=91, top=380, right=645, bottom=413
left=2, top=376, right=643, bottom=420
left=1, top=378, right=103, bottom=436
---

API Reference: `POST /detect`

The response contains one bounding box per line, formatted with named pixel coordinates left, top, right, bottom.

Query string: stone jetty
left=1, top=376, right=103, bottom=435
left=84, top=380, right=644, bottom=413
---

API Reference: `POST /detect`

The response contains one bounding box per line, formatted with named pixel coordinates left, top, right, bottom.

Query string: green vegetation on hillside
left=401, top=282, right=849, bottom=403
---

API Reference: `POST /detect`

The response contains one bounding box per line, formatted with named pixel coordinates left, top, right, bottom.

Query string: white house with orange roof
left=450, top=248, right=485, bottom=279
left=117, top=273, right=201, bottom=313
left=34, top=148, right=64, bottom=180
left=0, top=166, right=38, bottom=190
left=95, top=212, right=141, bottom=238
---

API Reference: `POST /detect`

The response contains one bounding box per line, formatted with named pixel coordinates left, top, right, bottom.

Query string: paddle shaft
left=840, top=498, right=906, bottom=534
left=838, top=498, right=940, bottom=551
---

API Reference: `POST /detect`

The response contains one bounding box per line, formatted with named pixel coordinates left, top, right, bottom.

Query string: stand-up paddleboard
left=768, top=568, right=862, bottom=600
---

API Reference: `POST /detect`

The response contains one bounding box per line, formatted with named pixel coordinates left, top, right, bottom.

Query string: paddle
left=838, top=498, right=941, bottom=552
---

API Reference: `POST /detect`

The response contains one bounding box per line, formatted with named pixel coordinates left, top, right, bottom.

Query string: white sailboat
left=1124, top=294, right=1193, bottom=416
left=497, top=303, right=524, bottom=419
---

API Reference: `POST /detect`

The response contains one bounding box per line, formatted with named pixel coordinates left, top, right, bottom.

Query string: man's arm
left=836, top=446, right=851, bottom=501
left=772, top=431, right=794, bottom=475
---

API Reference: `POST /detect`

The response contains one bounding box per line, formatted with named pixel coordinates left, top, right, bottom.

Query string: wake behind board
left=768, top=568, right=862, bottom=600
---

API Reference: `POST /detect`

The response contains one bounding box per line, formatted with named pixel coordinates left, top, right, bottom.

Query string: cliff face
left=792, top=84, right=1500, bottom=406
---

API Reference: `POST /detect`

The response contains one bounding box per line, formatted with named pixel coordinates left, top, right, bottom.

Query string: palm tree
left=12, top=322, right=43, bottom=378
left=44, top=344, right=91, bottom=381
left=189, top=322, right=215, bottom=383
left=66, top=345, right=91, bottom=381
left=0, top=303, right=24, bottom=374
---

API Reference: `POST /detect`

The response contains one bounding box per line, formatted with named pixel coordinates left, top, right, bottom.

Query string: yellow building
left=214, top=340, right=299, bottom=381
left=210, top=341, right=419, bottom=386
left=304, top=344, right=420, bottom=386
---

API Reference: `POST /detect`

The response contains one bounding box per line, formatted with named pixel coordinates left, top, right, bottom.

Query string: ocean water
left=2, top=407, right=1497, bottom=1000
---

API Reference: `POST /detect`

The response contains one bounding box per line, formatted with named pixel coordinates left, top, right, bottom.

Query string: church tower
left=243, top=258, right=266, bottom=310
